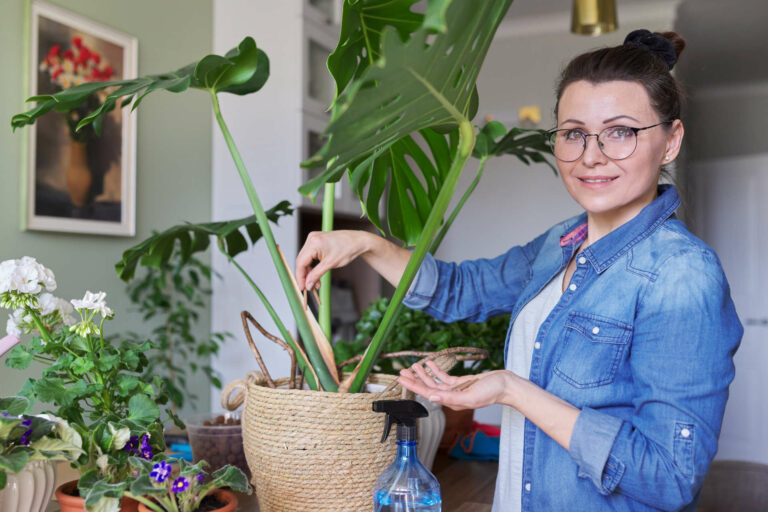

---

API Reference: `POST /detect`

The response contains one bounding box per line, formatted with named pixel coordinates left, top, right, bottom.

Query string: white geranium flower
left=6, top=310, right=22, bottom=337
left=71, top=291, right=113, bottom=318
left=0, top=258, right=57, bottom=309
left=108, top=423, right=131, bottom=451
left=37, top=293, right=76, bottom=327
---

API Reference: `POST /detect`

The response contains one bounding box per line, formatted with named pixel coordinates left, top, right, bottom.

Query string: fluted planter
left=0, top=460, right=56, bottom=512
left=416, top=396, right=445, bottom=471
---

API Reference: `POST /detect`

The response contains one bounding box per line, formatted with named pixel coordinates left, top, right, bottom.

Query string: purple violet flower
left=125, top=435, right=139, bottom=453
left=150, top=460, right=172, bottom=483
left=171, top=476, right=190, bottom=493
left=195, top=472, right=205, bottom=484
left=19, top=428, right=32, bottom=446
left=1, top=413, right=13, bottom=418
left=139, top=434, right=153, bottom=460
left=21, top=418, right=32, bottom=427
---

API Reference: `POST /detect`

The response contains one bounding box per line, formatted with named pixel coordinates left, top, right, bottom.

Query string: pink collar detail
left=560, top=222, right=588, bottom=247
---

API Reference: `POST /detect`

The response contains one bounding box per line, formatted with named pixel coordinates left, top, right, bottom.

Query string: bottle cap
left=372, top=400, right=429, bottom=443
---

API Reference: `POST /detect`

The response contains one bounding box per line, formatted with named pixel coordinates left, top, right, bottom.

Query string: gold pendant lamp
left=571, top=0, right=618, bottom=36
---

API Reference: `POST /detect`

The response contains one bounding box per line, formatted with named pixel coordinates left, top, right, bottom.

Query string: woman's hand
left=295, top=230, right=371, bottom=291
left=397, top=360, right=515, bottom=411
left=295, top=230, right=411, bottom=291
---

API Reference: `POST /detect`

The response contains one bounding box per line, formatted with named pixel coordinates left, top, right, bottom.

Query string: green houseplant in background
left=0, top=257, right=173, bottom=512
left=125, top=252, right=230, bottom=413
left=11, top=0, right=553, bottom=395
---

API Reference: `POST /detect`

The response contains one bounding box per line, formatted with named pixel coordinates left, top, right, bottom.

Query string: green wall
left=0, top=1, right=214, bottom=416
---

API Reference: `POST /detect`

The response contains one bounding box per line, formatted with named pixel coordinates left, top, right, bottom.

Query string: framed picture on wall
left=25, top=0, right=137, bottom=236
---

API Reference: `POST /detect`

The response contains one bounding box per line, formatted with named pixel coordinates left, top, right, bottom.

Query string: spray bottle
left=372, top=400, right=441, bottom=511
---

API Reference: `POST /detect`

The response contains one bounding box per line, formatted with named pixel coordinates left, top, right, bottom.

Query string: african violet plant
left=0, top=396, right=83, bottom=490
left=0, top=257, right=173, bottom=512
left=11, top=0, right=553, bottom=394
left=124, top=457, right=251, bottom=512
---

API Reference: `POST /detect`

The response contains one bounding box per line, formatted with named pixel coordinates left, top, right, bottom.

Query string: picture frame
left=25, top=0, right=137, bottom=236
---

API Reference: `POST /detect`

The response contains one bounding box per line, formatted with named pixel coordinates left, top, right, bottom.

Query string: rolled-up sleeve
left=568, top=248, right=742, bottom=510
left=403, top=239, right=538, bottom=323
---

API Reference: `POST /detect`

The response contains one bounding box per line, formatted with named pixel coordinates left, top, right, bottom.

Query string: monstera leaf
left=328, top=0, right=451, bottom=98
left=301, top=0, right=513, bottom=241
left=11, top=37, right=269, bottom=133
left=474, top=121, right=557, bottom=174
left=115, top=201, right=293, bottom=282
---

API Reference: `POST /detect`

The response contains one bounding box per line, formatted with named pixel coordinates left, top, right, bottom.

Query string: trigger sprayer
left=372, top=400, right=441, bottom=511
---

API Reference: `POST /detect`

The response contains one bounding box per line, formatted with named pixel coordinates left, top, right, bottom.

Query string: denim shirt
left=403, top=185, right=742, bottom=511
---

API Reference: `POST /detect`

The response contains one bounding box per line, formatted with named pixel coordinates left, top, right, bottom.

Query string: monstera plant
left=12, top=0, right=553, bottom=394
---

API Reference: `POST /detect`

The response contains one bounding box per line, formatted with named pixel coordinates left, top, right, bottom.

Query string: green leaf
left=34, top=378, right=87, bottom=407
left=301, top=0, right=513, bottom=243
left=0, top=470, right=6, bottom=490
left=115, top=201, right=292, bottom=282
left=5, top=345, right=33, bottom=369
left=0, top=450, right=30, bottom=473
left=211, top=465, right=251, bottom=493
left=71, top=357, right=95, bottom=375
left=128, top=474, right=165, bottom=496
left=11, top=37, right=269, bottom=133
left=127, top=394, right=160, bottom=425
left=83, top=480, right=128, bottom=507
left=0, top=396, right=30, bottom=416
left=328, top=0, right=424, bottom=97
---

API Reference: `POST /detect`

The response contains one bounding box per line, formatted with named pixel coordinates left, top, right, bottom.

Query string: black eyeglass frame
left=546, top=120, right=675, bottom=162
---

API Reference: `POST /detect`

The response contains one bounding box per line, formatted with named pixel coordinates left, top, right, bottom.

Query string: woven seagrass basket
left=225, top=371, right=401, bottom=512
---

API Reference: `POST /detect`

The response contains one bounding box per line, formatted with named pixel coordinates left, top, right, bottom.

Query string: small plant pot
left=136, top=489, right=238, bottom=512
left=185, top=412, right=250, bottom=480
left=55, top=480, right=139, bottom=512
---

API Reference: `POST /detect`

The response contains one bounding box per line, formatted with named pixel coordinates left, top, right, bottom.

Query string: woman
left=296, top=30, right=742, bottom=511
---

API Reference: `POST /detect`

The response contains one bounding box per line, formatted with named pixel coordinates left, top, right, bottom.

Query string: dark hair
left=554, top=31, right=687, bottom=123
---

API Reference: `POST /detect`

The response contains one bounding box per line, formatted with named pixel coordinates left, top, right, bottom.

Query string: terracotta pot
left=438, top=406, right=475, bottom=453
left=136, top=489, right=238, bottom=512
left=0, top=460, right=56, bottom=512
left=55, top=480, right=139, bottom=512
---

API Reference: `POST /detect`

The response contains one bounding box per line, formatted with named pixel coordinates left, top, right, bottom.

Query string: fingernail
left=429, top=395, right=441, bottom=403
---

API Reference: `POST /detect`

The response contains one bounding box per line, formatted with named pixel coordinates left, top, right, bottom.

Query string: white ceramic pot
left=417, top=396, right=446, bottom=471
left=0, top=460, right=56, bottom=512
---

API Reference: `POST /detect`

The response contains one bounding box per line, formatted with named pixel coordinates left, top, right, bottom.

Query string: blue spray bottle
left=372, top=400, right=441, bottom=511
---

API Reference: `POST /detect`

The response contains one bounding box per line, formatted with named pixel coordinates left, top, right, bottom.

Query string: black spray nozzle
left=372, top=400, right=429, bottom=443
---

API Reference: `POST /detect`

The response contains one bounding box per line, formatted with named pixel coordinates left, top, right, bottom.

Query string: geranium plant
left=124, top=457, right=251, bottom=512
left=12, top=0, right=554, bottom=394
left=0, top=257, right=175, bottom=512
left=0, top=396, right=83, bottom=490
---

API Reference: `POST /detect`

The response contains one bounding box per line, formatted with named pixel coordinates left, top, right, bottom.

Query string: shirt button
left=681, top=428, right=691, bottom=438
left=569, top=283, right=577, bottom=291
left=525, top=483, right=531, bottom=492
left=578, top=256, right=587, bottom=265
left=592, top=326, right=600, bottom=335
left=534, top=342, right=541, bottom=350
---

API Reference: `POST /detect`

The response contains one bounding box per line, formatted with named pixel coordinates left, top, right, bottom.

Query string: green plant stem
left=429, top=156, right=488, bottom=254
left=25, top=308, right=53, bottom=345
left=126, top=493, right=165, bottom=512
left=348, top=120, right=476, bottom=393
left=219, top=245, right=318, bottom=390
left=209, top=90, right=336, bottom=391
left=319, top=183, right=335, bottom=339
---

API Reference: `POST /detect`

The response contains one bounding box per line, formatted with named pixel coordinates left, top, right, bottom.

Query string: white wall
left=210, top=0, right=304, bottom=411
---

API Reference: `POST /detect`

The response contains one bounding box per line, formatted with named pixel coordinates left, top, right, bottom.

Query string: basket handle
left=221, top=371, right=266, bottom=411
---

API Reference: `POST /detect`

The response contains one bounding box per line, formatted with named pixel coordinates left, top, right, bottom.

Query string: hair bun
left=623, top=29, right=678, bottom=70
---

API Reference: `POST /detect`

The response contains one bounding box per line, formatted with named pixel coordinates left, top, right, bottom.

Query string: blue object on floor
left=448, top=422, right=500, bottom=461
left=168, top=442, right=193, bottom=462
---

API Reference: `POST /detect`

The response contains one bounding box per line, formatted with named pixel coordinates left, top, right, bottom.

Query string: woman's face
left=555, top=80, right=683, bottom=223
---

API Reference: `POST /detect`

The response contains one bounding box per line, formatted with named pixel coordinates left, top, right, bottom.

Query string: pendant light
left=571, top=0, right=618, bottom=36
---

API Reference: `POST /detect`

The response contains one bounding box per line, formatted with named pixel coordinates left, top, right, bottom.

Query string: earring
left=664, top=156, right=670, bottom=161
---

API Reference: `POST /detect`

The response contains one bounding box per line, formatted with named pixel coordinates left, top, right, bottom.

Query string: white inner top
left=492, top=268, right=565, bottom=512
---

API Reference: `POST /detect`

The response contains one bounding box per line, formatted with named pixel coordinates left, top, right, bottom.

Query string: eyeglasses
left=547, top=121, right=673, bottom=162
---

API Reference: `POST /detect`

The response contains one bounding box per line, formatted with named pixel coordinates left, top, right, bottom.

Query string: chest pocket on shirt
left=554, top=312, right=632, bottom=389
